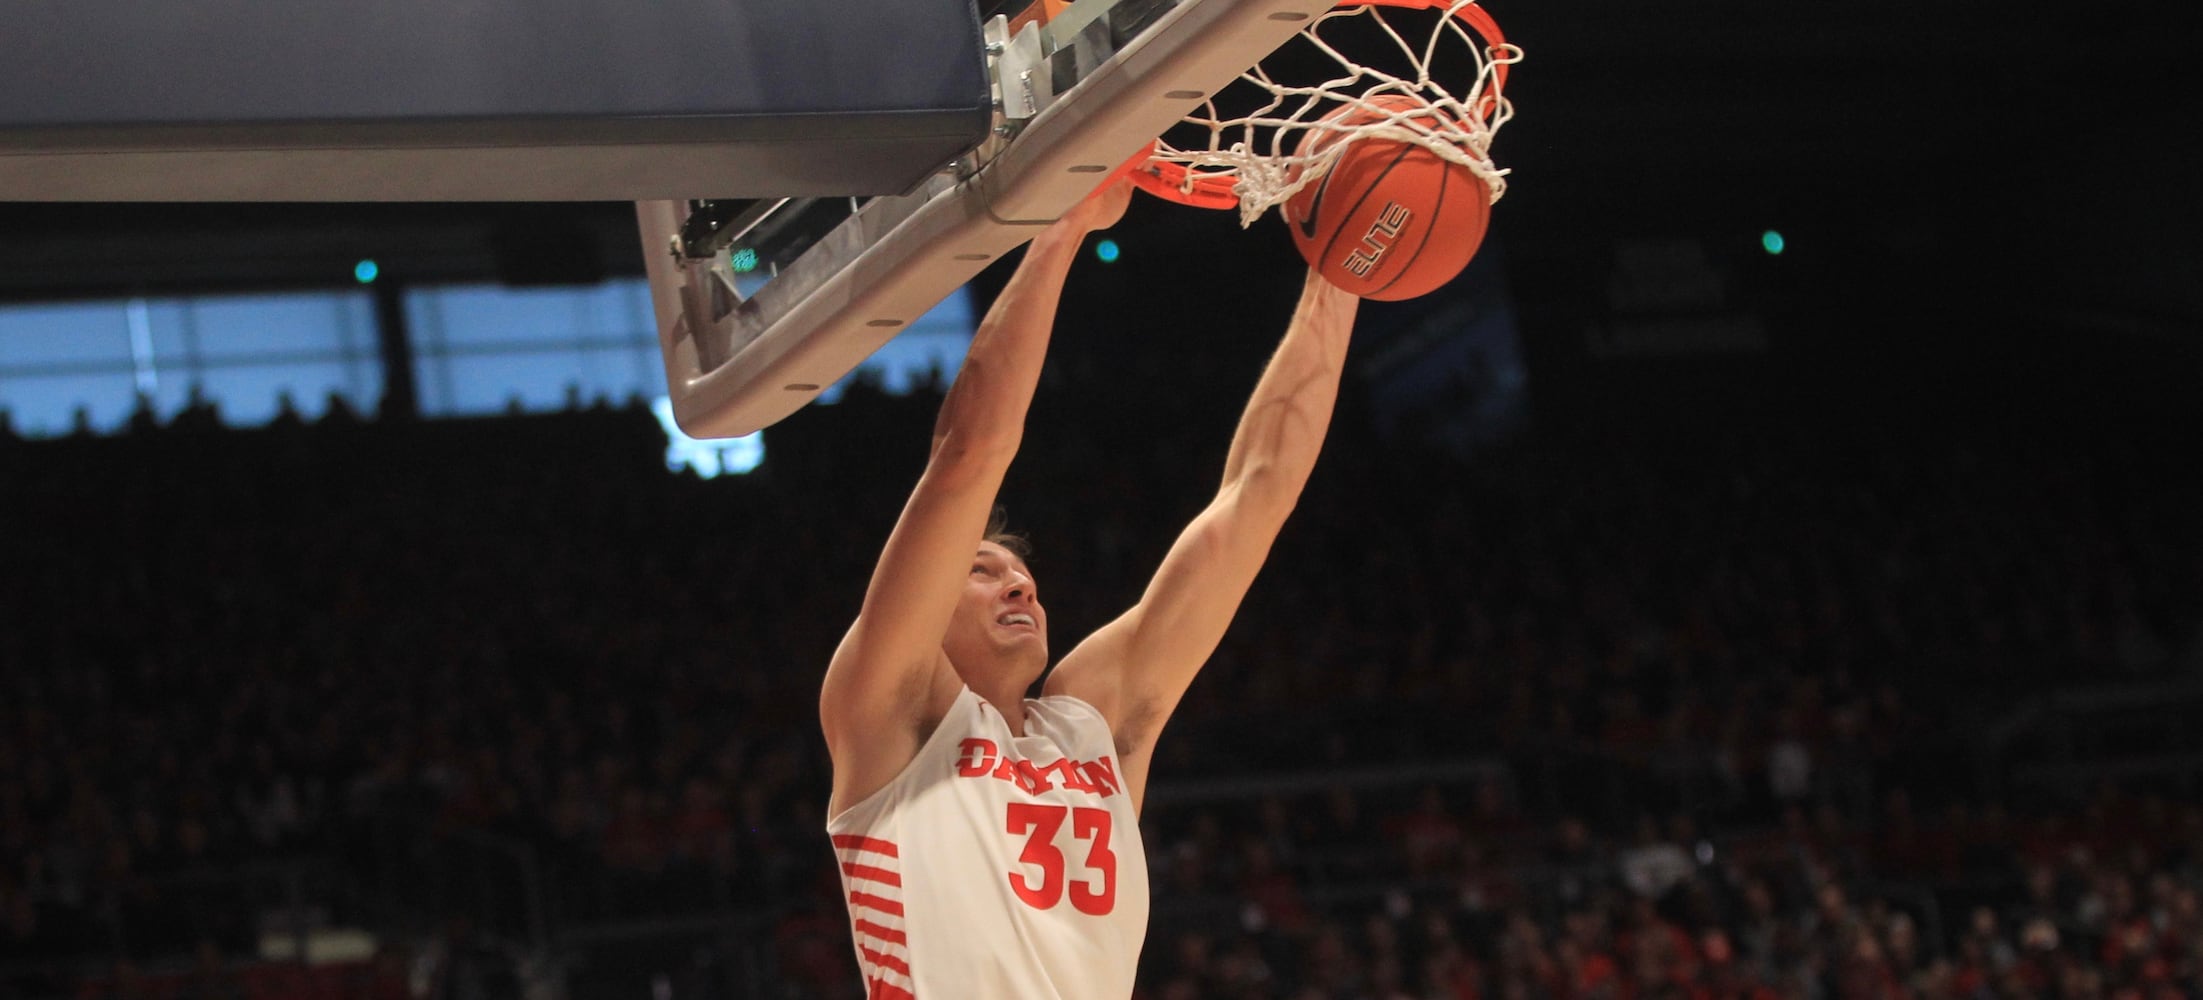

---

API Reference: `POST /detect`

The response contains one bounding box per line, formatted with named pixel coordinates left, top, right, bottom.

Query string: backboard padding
left=0, top=0, right=991, bottom=200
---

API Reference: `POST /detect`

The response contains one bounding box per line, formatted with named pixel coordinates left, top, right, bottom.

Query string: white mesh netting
left=1140, top=0, right=1522, bottom=226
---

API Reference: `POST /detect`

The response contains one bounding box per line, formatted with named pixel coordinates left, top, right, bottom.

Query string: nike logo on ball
left=1295, top=170, right=1332, bottom=240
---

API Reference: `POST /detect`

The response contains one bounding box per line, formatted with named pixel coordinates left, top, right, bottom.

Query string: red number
left=1068, top=807, right=1116, bottom=915
left=1005, top=804, right=1117, bottom=916
left=1005, top=803, right=1066, bottom=909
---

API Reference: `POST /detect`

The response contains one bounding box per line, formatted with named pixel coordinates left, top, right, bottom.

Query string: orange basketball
left=1282, top=95, right=1490, bottom=301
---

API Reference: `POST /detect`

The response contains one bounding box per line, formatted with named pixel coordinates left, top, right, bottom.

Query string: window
left=0, top=292, right=381, bottom=436
left=406, top=280, right=661, bottom=417
left=407, top=277, right=976, bottom=476
left=0, top=275, right=975, bottom=470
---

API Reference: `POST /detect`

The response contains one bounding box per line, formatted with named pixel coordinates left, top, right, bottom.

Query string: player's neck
left=978, top=688, right=1030, bottom=735
left=955, top=662, right=1037, bottom=736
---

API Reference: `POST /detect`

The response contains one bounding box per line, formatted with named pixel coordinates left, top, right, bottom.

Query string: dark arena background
left=5, top=1, right=2203, bottom=998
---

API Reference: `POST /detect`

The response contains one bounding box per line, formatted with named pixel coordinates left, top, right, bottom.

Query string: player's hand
left=1059, top=175, right=1133, bottom=235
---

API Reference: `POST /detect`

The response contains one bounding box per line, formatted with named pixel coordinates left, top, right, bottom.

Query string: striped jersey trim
left=867, top=977, right=916, bottom=1000
left=852, top=919, right=906, bottom=947
left=836, top=833, right=914, bottom=997
left=833, top=834, right=900, bottom=858
left=841, top=861, right=903, bottom=887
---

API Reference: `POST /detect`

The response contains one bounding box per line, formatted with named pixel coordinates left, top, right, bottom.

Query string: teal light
left=353, top=259, right=379, bottom=284
left=731, top=248, right=759, bottom=273
left=1095, top=238, right=1120, bottom=263
left=1760, top=230, right=1786, bottom=256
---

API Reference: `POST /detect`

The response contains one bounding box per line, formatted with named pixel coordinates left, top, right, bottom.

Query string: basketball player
left=820, top=176, right=1360, bottom=998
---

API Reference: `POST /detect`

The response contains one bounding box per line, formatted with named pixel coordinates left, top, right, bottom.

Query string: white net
left=1140, top=0, right=1521, bottom=227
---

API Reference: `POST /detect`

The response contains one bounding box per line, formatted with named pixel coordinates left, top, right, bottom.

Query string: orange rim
left=1130, top=159, right=1243, bottom=210
left=1135, top=0, right=1510, bottom=211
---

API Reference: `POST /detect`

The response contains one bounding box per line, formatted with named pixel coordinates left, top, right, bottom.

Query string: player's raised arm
left=1048, top=268, right=1358, bottom=808
left=822, top=181, right=1129, bottom=814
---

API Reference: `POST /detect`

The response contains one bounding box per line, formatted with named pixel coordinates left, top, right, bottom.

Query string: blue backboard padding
left=2, top=0, right=985, bottom=129
left=0, top=0, right=989, bottom=199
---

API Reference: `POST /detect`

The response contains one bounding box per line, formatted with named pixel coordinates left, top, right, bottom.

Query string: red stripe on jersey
left=832, top=834, right=900, bottom=858
left=853, top=919, right=907, bottom=947
left=868, top=976, right=916, bottom=1000
left=859, top=944, right=911, bottom=977
left=841, top=862, right=903, bottom=887
left=848, top=891, right=905, bottom=918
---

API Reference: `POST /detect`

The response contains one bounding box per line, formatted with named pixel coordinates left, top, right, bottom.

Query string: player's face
left=946, top=541, right=1048, bottom=670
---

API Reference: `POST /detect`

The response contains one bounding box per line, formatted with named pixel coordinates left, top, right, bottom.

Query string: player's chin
left=1017, top=644, right=1051, bottom=681
left=997, top=629, right=1047, bottom=657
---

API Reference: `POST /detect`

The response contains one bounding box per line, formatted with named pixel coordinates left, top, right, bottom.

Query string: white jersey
left=826, top=687, right=1149, bottom=999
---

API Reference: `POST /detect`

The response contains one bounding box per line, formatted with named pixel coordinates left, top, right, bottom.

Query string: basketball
left=1282, top=95, right=1491, bottom=301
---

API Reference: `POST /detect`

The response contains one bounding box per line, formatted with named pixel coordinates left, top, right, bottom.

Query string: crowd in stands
left=3, top=344, right=2201, bottom=998
left=1119, top=781, right=2203, bottom=1000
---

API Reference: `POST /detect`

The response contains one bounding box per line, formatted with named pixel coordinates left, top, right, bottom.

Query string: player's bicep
left=820, top=456, right=1001, bottom=743
left=1050, top=486, right=1277, bottom=736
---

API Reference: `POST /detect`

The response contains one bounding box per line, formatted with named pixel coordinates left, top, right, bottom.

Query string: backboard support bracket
left=640, top=0, right=1336, bottom=439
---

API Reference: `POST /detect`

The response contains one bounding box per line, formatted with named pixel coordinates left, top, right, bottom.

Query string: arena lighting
left=1760, top=230, right=1786, bottom=256
left=652, top=396, right=763, bottom=477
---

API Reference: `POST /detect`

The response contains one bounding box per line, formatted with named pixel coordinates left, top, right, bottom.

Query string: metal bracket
left=975, top=14, right=1054, bottom=172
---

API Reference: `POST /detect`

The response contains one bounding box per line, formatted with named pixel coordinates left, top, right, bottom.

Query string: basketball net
left=1134, top=0, right=1520, bottom=227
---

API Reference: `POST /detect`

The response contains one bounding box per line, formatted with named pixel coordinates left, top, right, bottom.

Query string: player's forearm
left=1219, top=271, right=1358, bottom=508
left=929, top=224, right=1086, bottom=465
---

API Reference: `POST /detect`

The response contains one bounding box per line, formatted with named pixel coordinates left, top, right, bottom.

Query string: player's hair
left=984, top=505, right=1031, bottom=560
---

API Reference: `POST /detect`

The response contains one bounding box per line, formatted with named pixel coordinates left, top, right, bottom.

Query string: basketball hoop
left=1132, top=0, right=1519, bottom=227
